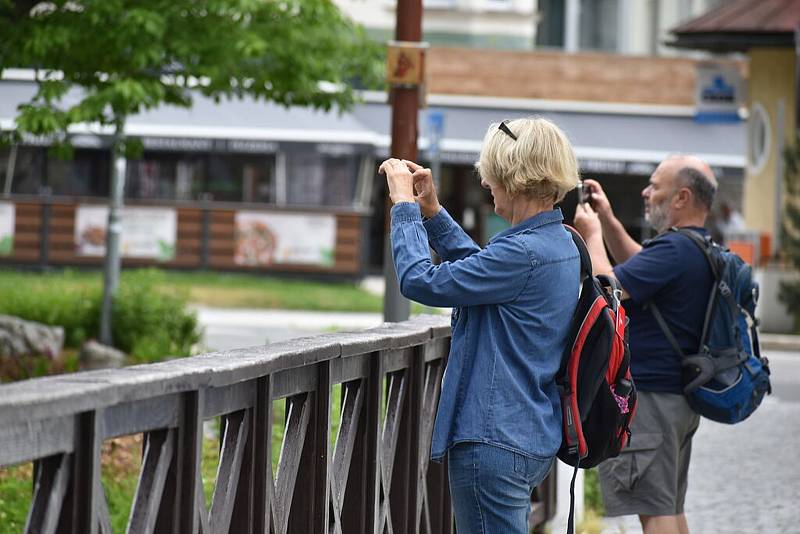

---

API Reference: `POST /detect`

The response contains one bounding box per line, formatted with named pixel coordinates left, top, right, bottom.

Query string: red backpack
left=557, top=227, right=638, bottom=533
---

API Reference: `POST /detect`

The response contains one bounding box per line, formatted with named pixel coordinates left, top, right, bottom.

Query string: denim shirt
left=390, top=202, right=580, bottom=461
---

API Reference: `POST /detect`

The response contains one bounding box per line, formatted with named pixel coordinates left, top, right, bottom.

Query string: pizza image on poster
left=234, top=212, right=335, bottom=267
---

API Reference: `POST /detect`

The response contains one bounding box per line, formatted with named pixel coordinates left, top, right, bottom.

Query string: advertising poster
left=0, top=202, right=14, bottom=256
left=235, top=211, right=336, bottom=267
left=75, top=206, right=177, bottom=261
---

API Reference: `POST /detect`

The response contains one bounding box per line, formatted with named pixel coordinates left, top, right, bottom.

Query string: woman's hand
left=403, top=160, right=442, bottom=218
left=378, top=158, right=415, bottom=205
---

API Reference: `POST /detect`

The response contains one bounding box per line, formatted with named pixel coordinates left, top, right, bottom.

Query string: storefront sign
left=695, top=63, right=743, bottom=123
left=0, top=203, right=14, bottom=256
left=75, top=206, right=177, bottom=261
left=234, top=211, right=335, bottom=267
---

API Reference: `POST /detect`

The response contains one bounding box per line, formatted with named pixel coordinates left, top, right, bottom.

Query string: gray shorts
left=598, top=391, right=700, bottom=517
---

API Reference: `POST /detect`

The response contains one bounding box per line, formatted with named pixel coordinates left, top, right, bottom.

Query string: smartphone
left=577, top=181, right=586, bottom=204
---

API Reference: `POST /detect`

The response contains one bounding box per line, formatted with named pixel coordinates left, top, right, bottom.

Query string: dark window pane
left=580, top=0, right=618, bottom=52
left=127, top=152, right=205, bottom=200
left=286, top=151, right=357, bottom=207
left=536, top=0, right=565, bottom=48
left=205, top=154, right=275, bottom=203
left=47, top=149, right=109, bottom=197
left=1, top=146, right=46, bottom=195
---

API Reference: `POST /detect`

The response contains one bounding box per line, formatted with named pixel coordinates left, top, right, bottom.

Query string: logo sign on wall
left=695, top=63, right=743, bottom=123
left=0, top=203, right=14, bottom=256
left=235, top=212, right=336, bottom=267
left=75, top=206, right=177, bottom=261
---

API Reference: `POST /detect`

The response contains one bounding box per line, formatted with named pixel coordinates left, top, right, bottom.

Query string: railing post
left=312, top=361, right=331, bottom=534
left=178, top=390, right=204, bottom=534
left=287, top=361, right=331, bottom=533
left=407, top=345, right=425, bottom=533
left=389, top=349, right=418, bottom=533
left=70, top=410, right=102, bottom=534
left=365, top=352, right=382, bottom=532
left=251, top=376, right=272, bottom=534
left=230, top=408, right=256, bottom=534
left=426, top=346, right=453, bottom=534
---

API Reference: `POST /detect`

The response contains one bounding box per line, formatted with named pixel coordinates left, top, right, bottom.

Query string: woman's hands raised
left=378, top=158, right=441, bottom=218
left=404, top=160, right=442, bottom=218
left=378, top=158, right=415, bottom=205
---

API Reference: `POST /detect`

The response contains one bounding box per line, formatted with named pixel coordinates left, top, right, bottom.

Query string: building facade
left=333, top=0, right=537, bottom=50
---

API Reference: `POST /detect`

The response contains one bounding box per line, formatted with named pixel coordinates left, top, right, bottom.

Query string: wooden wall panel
left=427, top=47, right=747, bottom=106
left=0, top=201, right=367, bottom=275
left=175, top=208, right=203, bottom=265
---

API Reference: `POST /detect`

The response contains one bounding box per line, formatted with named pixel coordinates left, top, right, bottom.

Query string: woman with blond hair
left=379, top=117, right=581, bottom=533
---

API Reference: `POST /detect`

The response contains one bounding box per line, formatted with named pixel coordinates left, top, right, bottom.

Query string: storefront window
left=206, top=154, right=275, bottom=203
left=47, top=149, right=110, bottom=197
left=0, top=146, right=46, bottom=195
left=127, top=153, right=206, bottom=201
left=285, top=151, right=358, bottom=207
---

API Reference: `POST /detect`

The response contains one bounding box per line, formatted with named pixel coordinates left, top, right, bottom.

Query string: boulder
left=0, top=314, right=64, bottom=359
left=80, top=340, right=127, bottom=370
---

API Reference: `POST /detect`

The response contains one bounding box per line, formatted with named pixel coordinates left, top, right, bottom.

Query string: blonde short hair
left=477, top=117, right=580, bottom=202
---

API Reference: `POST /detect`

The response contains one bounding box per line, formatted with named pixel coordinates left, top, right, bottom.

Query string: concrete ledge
left=761, top=333, right=800, bottom=352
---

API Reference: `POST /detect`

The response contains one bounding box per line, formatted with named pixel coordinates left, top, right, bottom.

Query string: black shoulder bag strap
left=562, top=224, right=588, bottom=534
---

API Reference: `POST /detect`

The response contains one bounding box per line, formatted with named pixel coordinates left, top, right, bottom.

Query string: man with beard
left=573, top=155, right=718, bottom=534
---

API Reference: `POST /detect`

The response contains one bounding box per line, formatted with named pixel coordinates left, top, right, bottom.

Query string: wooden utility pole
left=383, top=0, right=424, bottom=322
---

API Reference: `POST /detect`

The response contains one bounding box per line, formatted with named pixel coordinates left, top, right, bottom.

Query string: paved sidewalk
left=600, top=350, right=800, bottom=534
left=760, top=333, right=800, bottom=352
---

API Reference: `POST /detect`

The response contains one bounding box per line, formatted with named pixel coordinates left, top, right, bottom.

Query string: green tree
left=781, top=137, right=800, bottom=330
left=0, top=0, right=382, bottom=347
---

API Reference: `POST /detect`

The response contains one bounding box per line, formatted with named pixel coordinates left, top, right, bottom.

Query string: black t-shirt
left=613, top=228, right=714, bottom=393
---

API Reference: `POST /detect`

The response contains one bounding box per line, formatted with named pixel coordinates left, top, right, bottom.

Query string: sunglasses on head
left=498, top=120, right=518, bottom=141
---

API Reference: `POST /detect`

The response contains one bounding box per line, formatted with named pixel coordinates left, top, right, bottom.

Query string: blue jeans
left=447, top=442, right=554, bottom=534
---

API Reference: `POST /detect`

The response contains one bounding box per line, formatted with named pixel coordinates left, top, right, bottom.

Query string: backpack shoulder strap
left=646, top=227, right=719, bottom=358
left=672, top=227, right=721, bottom=280
left=564, top=225, right=592, bottom=280
left=647, top=301, right=686, bottom=358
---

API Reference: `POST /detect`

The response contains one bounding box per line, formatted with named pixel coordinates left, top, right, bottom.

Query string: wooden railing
left=0, top=315, right=556, bottom=533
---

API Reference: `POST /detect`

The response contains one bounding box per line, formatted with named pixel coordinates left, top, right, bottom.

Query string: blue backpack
left=648, top=228, right=771, bottom=424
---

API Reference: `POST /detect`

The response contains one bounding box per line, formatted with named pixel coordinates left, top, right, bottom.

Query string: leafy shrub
left=0, top=269, right=100, bottom=347
left=112, top=269, right=201, bottom=362
left=0, top=268, right=201, bottom=363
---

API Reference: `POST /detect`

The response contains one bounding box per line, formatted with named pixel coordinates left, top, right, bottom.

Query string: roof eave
left=667, top=31, right=795, bottom=53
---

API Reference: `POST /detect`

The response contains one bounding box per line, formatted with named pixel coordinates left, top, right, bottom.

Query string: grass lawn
left=160, top=270, right=387, bottom=311
left=0, top=268, right=387, bottom=312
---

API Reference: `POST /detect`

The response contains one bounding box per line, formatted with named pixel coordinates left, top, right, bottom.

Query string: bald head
left=659, top=155, right=717, bottom=212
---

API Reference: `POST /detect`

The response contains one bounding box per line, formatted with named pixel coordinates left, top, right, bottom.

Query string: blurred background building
left=3, top=0, right=786, bottom=311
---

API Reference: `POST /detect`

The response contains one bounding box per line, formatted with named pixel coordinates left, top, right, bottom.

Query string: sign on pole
left=695, top=63, right=744, bottom=123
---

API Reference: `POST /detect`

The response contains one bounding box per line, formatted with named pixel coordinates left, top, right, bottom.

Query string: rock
left=0, top=314, right=64, bottom=359
left=79, top=340, right=127, bottom=370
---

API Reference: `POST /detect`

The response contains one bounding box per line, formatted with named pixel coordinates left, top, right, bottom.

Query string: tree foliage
left=0, top=0, right=383, bottom=146
left=780, top=136, right=800, bottom=326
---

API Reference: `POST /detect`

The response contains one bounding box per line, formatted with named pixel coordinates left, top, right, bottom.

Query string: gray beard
left=645, top=204, right=671, bottom=233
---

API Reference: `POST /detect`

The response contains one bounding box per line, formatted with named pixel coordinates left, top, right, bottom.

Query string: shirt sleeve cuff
left=422, top=207, right=455, bottom=237
left=390, top=201, right=422, bottom=223
left=612, top=264, right=640, bottom=303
